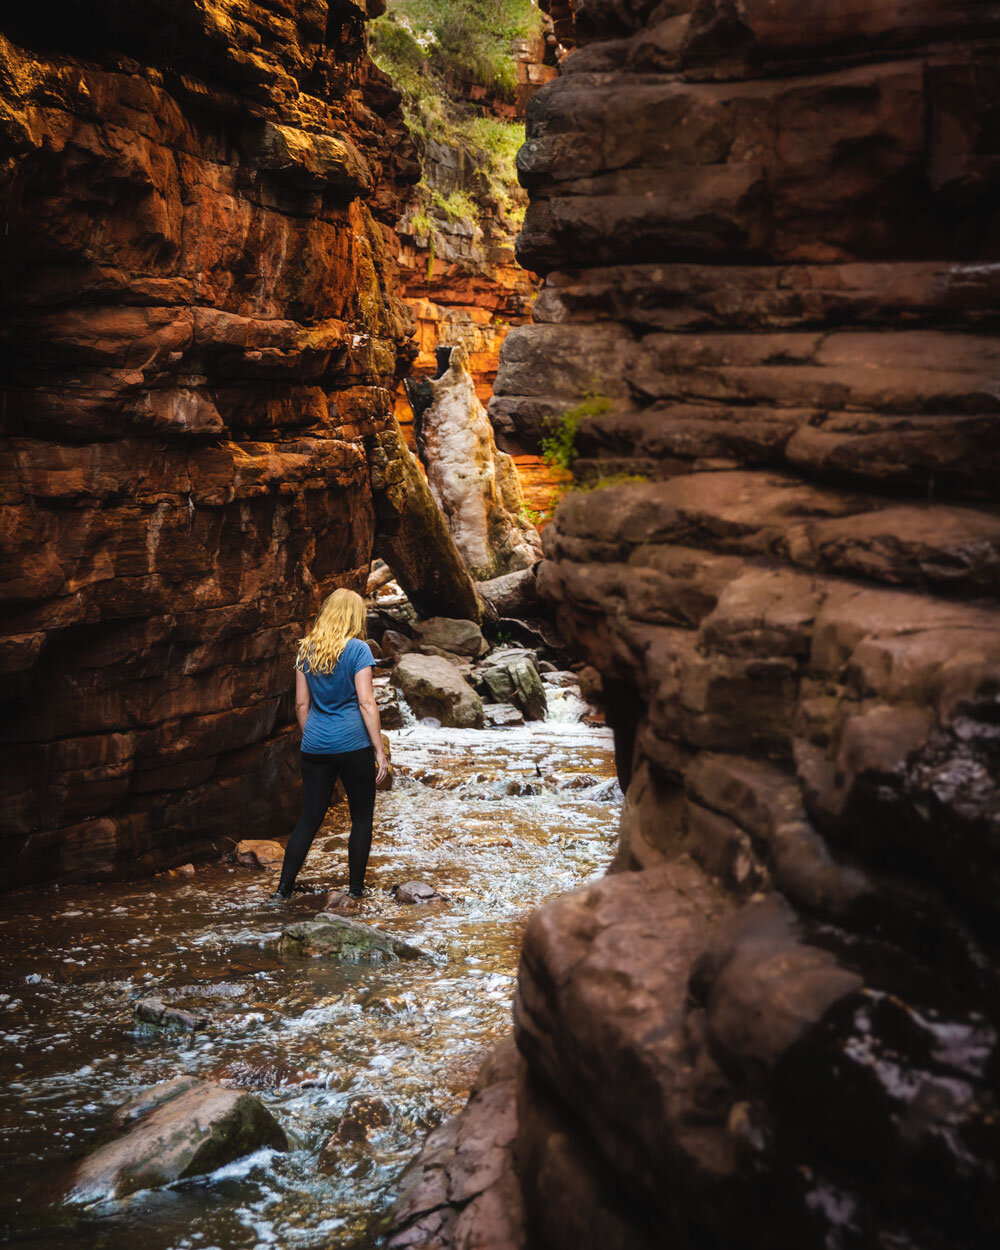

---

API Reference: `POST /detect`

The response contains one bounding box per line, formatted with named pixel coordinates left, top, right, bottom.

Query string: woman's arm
left=354, top=665, right=388, bottom=784
left=295, top=668, right=311, bottom=734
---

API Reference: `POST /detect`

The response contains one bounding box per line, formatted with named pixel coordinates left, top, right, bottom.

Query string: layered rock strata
left=394, top=3, right=1000, bottom=1248
left=0, top=2, right=430, bottom=885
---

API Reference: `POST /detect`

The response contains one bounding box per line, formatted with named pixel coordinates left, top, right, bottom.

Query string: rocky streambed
left=0, top=713, right=620, bottom=1249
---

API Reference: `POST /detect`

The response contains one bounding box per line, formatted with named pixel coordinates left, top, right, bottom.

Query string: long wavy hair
left=296, top=587, right=366, bottom=674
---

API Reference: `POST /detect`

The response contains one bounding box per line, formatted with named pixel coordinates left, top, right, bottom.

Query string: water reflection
left=1, top=719, right=619, bottom=1249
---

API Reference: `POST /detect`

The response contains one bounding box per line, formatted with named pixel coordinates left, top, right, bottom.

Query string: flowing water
left=0, top=694, right=619, bottom=1249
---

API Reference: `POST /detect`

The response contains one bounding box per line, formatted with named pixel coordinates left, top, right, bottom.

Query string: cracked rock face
left=0, top=2, right=425, bottom=885
left=393, top=2, right=1000, bottom=1248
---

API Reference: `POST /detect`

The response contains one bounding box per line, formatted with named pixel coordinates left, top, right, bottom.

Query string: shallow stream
left=1, top=708, right=619, bottom=1249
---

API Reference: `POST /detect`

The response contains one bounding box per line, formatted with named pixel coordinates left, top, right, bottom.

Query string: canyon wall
left=392, top=2, right=1000, bottom=1247
left=0, top=0, right=421, bottom=885
left=369, top=2, right=565, bottom=518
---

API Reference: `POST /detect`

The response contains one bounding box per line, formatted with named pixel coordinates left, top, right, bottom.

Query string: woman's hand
left=375, top=751, right=389, bottom=785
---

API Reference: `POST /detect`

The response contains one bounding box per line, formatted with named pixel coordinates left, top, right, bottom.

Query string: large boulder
left=478, top=653, right=547, bottom=722
left=393, top=654, right=485, bottom=728
left=416, top=345, right=542, bottom=581
left=477, top=567, right=540, bottom=617
left=414, top=617, right=488, bottom=658
left=381, top=629, right=414, bottom=663
left=64, top=1077, right=287, bottom=1204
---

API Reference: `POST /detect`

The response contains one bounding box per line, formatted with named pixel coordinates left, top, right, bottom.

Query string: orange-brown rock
left=393, top=3, right=1000, bottom=1248
left=0, top=2, right=422, bottom=886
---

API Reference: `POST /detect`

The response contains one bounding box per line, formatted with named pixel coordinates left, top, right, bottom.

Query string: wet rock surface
left=388, top=1039, right=526, bottom=1250
left=394, top=882, right=446, bottom=906
left=235, top=841, right=285, bottom=872
left=403, top=1, right=1000, bottom=1247
left=134, top=998, right=209, bottom=1034
left=279, top=913, right=428, bottom=963
left=65, top=1078, right=287, bottom=1204
left=477, top=651, right=548, bottom=723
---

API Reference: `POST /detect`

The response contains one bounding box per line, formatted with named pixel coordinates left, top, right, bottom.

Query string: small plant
left=519, top=500, right=549, bottom=525
left=540, top=390, right=613, bottom=473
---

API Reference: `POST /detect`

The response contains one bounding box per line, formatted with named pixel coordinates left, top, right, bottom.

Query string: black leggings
left=278, top=746, right=376, bottom=895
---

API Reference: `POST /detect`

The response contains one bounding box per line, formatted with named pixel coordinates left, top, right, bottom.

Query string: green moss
left=571, top=473, right=652, bottom=491
left=429, top=186, right=478, bottom=223
left=540, top=391, right=614, bottom=472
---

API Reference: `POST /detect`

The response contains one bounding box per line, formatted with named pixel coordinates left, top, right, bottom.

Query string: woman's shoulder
left=347, top=636, right=374, bottom=665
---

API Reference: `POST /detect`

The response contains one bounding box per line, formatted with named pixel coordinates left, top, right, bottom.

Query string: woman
left=273, top=587, right=388, bottom=900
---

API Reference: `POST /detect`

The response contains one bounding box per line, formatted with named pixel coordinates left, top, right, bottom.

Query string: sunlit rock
left=393, top=881, right=446, bottom=905
left=0, top=1, right=423, bottom=887
left=416, top=345, right=542, bottom=581
left=235, top=840, right=285, bottom=871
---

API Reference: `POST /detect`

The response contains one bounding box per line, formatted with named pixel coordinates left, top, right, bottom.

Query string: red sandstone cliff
left=0, top=1, right=428, bottom=885
left=390, top=2, right=1000, bottom=1247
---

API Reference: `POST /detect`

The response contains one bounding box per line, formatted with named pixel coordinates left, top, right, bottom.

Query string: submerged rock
left=484, top=703, right=525, bottom=727
left=279, top=914, right=428, bottom=963
left=318, top=1095, right=393, bottom=1172
left=322, top=890, right=363, bottom=914
left=64, top=1078, right=287, bottom=1204
left=134, top=998, right=208, bottom=1033
left=393, top=881, right=446, bottom=905
left=393, top=654, right=484, bottom=728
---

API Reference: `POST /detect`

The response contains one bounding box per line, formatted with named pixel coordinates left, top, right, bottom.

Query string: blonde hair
left=296, top=588, right=366, bottom=674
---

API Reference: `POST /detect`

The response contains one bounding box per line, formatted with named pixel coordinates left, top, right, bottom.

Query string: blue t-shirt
left=299, top=637, right=376, bottom=754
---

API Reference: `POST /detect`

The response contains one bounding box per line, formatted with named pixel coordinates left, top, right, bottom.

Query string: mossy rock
left=279, top=914, right=428, bottom=963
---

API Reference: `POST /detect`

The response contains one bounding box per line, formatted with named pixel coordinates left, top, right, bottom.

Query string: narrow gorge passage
left=4, top=0, right=998, bottom=1247
left=0, top=713, right=620, bottom=1249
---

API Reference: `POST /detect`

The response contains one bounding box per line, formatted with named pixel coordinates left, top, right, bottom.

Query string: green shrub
left=371, top=0, right=541, bottom=103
